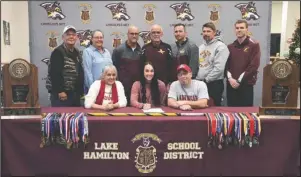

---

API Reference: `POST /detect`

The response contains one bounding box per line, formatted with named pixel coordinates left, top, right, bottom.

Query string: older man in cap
left=46, top=25, right=84, bottom=107
left=168, top=64, right=209, bottom=110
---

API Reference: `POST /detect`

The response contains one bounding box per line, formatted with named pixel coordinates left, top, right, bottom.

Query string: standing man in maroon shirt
left=226, top=20, right=261, bottom=106
left=140, top=24, right=174, bottom=85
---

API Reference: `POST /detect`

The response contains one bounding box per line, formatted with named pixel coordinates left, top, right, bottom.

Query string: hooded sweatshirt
left=196, top=36, right=229, bottom=83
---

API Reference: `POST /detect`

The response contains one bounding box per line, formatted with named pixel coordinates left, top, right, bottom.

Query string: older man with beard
left=196, top=22, right=229, bottom=106
left=82, top=30, right=112, bottom=92
left=112, top=25, right=142, bottom=105
left=225, top=20, right=260, bottom=106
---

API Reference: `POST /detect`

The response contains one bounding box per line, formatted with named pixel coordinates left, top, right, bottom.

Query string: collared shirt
left=82, top=45, right=112, bottom=90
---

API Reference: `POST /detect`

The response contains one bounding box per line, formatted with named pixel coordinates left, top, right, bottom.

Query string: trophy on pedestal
left=259, top=59, right=300, bottom=116
left=1, top=58, right=41, bottom=115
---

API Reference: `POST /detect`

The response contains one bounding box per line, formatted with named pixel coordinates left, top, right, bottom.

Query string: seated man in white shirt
left=84, top=65, right=127, bottom=110
left=168, top=64, right=209, bottom=111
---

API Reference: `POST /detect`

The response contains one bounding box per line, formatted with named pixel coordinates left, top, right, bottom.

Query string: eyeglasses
left=93, top=36, right=103, bottom=40
left=151, top=31, right=161, bottom=34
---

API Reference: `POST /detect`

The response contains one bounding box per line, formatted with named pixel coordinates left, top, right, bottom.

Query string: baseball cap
left=63, top=25, right=76, bottom=34
left=177, top=64, right=191, bottom=73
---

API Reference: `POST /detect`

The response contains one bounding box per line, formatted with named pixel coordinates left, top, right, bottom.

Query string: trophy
left=259, top=59, right=300, bottom=116
left=1, top=58, right=41, bottom=115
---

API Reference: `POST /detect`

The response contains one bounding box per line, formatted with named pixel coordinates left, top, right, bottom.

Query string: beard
left=203, top=35, right=211, bottom=41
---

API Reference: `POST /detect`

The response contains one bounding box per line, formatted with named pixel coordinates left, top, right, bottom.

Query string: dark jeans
left=51, top=91, right=81, bottom=107
left=227, top=82, right=254, bottom=107
left=206, top=79, right=224, bottom=106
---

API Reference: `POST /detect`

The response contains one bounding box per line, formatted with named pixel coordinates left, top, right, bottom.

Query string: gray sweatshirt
left=196, top=36, right=229, bottom=83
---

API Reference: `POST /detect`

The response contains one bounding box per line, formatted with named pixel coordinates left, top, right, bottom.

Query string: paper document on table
left=143, top=108, right=165, bottom=113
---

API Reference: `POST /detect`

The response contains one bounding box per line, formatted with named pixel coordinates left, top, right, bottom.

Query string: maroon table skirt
left=1, top=107, right=300, bottom=176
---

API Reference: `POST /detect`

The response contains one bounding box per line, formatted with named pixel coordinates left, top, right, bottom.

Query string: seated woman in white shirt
left=84, top=65, right=127, bottom=110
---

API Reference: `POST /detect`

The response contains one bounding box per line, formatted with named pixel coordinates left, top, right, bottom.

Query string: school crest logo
left=46, top=31, right=59, bottom=50
left=105, top=2, right=130, bottom=21
left=144, top=4, right=156, bottom=24
left=235, top=1, right=260, bottom=21
left=111, top=32, right=124, bottom=48
left=139, top=31, right=151, bottom=44
left=76, top=30, right=92, bottom=48
left=79, top=3, right=92, bottom=24
left=170, top=2, right=194, bottom=21
left=132, top=133, right=162, bottom=174
left=208, top=4, right=221, bottom=24
left=40, top=1, right=66, bottom=20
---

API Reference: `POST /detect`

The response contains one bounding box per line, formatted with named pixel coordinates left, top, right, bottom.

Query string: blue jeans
left=50, top=91, right=81, bottom=107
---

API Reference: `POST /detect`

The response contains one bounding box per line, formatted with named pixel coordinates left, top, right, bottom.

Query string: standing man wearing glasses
left=47, top=25, right=84, bottom=107
left=82, top=30, right=112, bottom=92
left=112, top=25, right=142, bottom=105
left=140, top=24, right=174, bottom=85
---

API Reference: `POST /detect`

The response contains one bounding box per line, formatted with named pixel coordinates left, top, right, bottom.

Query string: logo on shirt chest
left=158, top=49, right=165, bottom=54
left=179, top=49, right=185, bottom=54
left=199, top=50, right=211, bottom=65
left=244, top=47, right=249, bottom=52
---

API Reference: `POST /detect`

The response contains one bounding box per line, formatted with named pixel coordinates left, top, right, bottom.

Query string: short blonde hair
left=101, top=65, right=118, bottom=80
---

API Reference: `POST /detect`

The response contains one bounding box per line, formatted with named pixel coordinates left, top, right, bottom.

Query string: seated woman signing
left=130, top=62, right=166, bottom=109
left=84, top=65, right=127, bottom=110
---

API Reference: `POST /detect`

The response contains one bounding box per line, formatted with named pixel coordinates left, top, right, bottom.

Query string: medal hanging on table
left=239, top=113, right=248, bottom=147
left=83, top=114, right=90, bottom=147
left=216, top=113, right=222, bottom=150
left=206, top=113, right=213, bottom=148
left=245, top=113, right=255, bottom=148
left=211, top=113, right=217, bottom=148
left=251, top=113, right=260, bottom=146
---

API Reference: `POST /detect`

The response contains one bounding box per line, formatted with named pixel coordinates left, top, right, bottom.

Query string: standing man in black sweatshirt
left=46, top=25, right=84, bottom=107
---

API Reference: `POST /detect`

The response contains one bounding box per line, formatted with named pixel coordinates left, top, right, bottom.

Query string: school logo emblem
left=132, top=133, right=162, bottom=174
left=105, top=2, right=130, bottom=21
left=40, top=1, right=66, bottom=20
left=235, top=1, right=260, bottom=21
left=79, top=3, right=92, bottom=24
left=208, top=4, right=221, bottom=24
left=46, top=31, right=59, bottom=50
left=170, top=2, right=194, bottom=21
left=111, top=32, right=124, bottom=48
left=144, top=4, right=156, bottom=24
left=139, top=31, right=151, bottom=44
left=41, top=58, right=50, bottom=65
left=76, top=30, right=92, bottom=48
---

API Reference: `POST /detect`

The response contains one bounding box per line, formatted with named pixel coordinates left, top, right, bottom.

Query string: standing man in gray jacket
left=112, top=25, right=142, bottom=105
left=196, top=22, right=229, bottom=106
left=171, top=23, right=199, bottom=80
